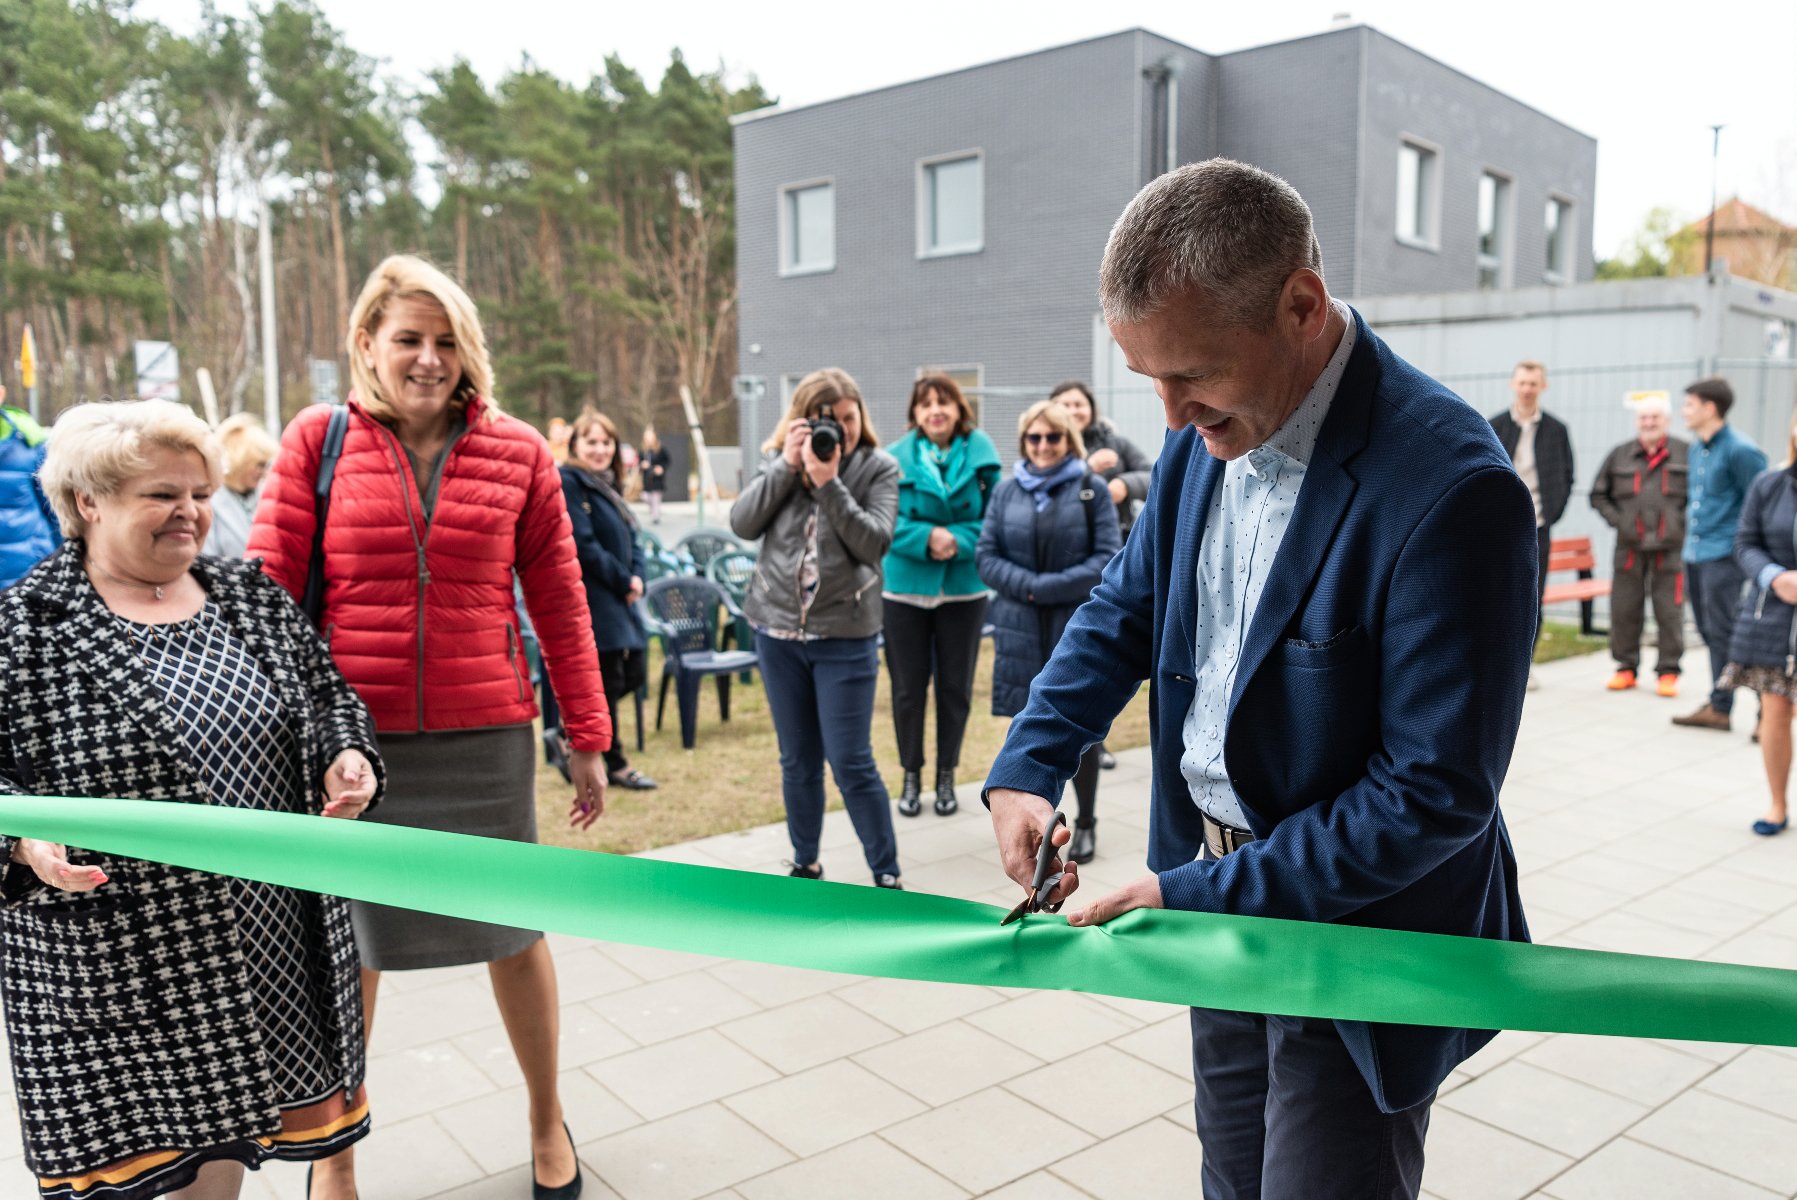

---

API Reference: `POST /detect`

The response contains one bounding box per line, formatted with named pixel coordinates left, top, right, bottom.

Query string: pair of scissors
left=1000, top=811, right=1068, bottom=926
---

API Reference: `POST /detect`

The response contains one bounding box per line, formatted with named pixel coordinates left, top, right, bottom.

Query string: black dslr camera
left=806, top=412, right=844, bottom=461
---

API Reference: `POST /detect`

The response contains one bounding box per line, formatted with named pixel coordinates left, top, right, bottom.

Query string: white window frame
left=777, top=178, right=835, bottom=277
left=916, top=149, right=985, bottom=259
left=1394, top=135, right=1442, bottom=252
left=1476, top=168, right=1513, bottom=290
left=779, top=373, right=809, bottom=407
left=1544, top=192, right=1576, bottom=284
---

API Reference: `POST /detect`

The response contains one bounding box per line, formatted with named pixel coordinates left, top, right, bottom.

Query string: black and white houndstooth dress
left=114, top=603, right=338, bottom=1103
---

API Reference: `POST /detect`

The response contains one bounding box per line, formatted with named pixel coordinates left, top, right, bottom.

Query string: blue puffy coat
left=0, top=408, right=58, bottom=590
left=560, top=466, right=648, bottom=652
left=1729, top=463, right=1797, bottom=671
left=977, top=469, right=1120, bottom=717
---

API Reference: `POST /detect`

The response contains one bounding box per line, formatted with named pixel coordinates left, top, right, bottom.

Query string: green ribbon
left=2, top=796, right=1793, bottom=1046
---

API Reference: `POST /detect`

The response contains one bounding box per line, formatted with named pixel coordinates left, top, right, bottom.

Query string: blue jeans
left=756, top=633, right=900, bottom=878
left=1687, top=556, right=1746, bottom=713
left=1189, top=1007, right=1432, bottom=1199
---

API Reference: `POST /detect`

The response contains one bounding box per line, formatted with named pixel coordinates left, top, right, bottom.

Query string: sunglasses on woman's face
left=1025, top=432, right=1065, bottom=446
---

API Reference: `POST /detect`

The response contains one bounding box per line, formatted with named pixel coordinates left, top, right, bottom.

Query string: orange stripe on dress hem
left=271, top=1096, right=370, bottom=1143
left=39, top=1148, right=185, bottom=1188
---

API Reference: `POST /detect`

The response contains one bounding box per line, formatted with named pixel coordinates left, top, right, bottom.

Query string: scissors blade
left=1000, top=896, right=1033, bottom=926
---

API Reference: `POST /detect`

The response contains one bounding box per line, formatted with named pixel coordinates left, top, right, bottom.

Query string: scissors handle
left=1031, top=811, right=1067, bottom=909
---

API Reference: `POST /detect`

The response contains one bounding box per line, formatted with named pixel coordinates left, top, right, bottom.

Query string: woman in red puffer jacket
left=248, top=254, right=604, bottom=1200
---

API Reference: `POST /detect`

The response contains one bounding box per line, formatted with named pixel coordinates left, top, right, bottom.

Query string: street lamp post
left=1704, top=124, right=1724, bottom=274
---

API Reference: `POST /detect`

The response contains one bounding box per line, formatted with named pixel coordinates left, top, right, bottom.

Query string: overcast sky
left=136, top=0, right=1797, bottom=258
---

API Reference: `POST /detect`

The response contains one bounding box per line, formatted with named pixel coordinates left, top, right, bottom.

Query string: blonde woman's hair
left=215, top=412, right=280, bottom=491
left=641, top=426, right=661, bottom=451
left=761, top=368, right=880, bottom=454
left=41, top=399, right=224, bottom=538
left=346, top=254, right=496, bottom=423
left=1017, top=398, right=1086, bottom=460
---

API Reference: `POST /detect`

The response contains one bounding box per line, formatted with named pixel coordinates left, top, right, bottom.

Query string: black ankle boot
left=1070, top=818, right=1097, bottom=864
left=897, top=770, right=922, bottom=817
left=934, top=767, right=958, bottom=816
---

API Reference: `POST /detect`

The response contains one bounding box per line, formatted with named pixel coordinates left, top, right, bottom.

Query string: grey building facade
left=732, top=25, right=1598, bottom=463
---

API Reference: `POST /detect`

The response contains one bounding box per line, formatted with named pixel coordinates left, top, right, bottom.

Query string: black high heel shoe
left=533, top=1121, right=583, bottom=1199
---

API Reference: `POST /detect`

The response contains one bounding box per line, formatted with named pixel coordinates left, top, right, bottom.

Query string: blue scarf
left=1013, top=456, right=1085, bottom=511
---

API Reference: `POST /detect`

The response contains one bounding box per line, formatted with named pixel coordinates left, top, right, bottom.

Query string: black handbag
left=300, top=404, right=350, bottom=629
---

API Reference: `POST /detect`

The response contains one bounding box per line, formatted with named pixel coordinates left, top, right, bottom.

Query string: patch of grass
left=1535, top=619, right=1606, bottom=665
left=536, top=638, right=1152, bottom=855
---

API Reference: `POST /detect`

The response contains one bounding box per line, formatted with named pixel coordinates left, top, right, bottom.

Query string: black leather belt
left=1202, top=813, right=1256, bottom=858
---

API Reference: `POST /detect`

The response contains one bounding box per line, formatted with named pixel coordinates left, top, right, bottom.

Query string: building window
left=779, top=181, right=834, bottom=275
left=918, top=152, right=983, bottom=257
left=1545, top=195, right=1574, bottom=282
left=919, top=364, right=983, bottom=413
left=1477, top=171, right=1509, bottom=289
left=1396, top=138, right=1439, bottom=248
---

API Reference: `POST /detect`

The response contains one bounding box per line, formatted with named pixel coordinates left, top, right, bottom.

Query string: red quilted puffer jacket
left=248, top=396, right=611, bottom=752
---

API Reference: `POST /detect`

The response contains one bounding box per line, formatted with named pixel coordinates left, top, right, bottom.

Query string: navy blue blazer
left=986, top=309, right=1537, bottom=1113
left=560, top=466, right=648, bottom=653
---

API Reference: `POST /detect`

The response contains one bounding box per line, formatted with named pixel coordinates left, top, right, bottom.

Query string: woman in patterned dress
left=0, top=399, right=382, bottom=1200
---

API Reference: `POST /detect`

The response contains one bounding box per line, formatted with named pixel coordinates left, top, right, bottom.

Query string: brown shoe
left=1671, top=704, right=1731, bottom=731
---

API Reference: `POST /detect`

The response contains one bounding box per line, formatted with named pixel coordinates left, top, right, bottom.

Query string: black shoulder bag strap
left=301, top=404, right=350, bottom=628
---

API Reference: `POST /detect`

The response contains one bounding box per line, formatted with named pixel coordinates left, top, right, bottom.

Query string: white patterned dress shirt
left=1179, top=301, right=1358, bottom=827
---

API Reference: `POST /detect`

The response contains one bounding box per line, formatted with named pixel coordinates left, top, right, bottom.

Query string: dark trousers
left=598, top=648, right=647, bottom=773
left=540, top=648, right=646, bottom=771
left=1609, top=546, right=1684, bottom=674
left=1533, top=525, right=1552, bottom=648
left=757, top=632, right=900, bottom=877
left=882, top=596, right=989, bottom=773
left=1190, top=1007, right=1432, bottom=1200
left=1687, top=556, right=1746, bottom=713
left=1063, top=744, right=1101, bottom=824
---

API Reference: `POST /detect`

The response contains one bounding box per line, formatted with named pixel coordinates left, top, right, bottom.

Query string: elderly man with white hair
left=1591, top=391, right=1690, bottom=695
left=983, top=159, right=1537, bottom=1199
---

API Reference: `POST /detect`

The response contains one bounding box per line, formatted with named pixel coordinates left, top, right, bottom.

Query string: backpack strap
left=300, top=404, right=350, bottom=628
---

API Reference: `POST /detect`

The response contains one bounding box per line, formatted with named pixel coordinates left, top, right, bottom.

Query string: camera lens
left=810, top=417, right=841, bottom=461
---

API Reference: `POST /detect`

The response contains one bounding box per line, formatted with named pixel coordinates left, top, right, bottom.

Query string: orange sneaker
left=1656, top=674, right=1679, bottom=698
left=1606, top=669, right=1637, bottom=690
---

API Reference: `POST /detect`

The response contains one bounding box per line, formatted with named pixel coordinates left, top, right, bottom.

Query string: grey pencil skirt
left=351, top=724, right=543, bottom=970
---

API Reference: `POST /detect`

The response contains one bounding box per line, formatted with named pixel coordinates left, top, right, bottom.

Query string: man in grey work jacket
left=983, top=159, right=1536, bottom=1199
left=1673, top=376, right=1768, bottom=731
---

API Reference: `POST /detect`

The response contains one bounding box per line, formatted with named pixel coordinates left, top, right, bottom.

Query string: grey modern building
left=732, top=24, right=1598, bottom=461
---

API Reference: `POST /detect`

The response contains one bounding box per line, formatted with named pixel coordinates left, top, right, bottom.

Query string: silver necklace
left=90, top=562, right=170, bottom=601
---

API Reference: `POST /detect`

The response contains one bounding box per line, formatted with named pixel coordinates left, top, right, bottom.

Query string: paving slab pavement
left=1, top=649, right=1792, bottom=1198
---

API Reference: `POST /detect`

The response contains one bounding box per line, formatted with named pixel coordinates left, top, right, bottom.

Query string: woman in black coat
left=1051, top=380, right=1152, bottom=536
left=1721, top=417, right=1797, bottom=837
left=977, top=399, right=1120, bottom=863
left=560, top=409, right=656, bottom=790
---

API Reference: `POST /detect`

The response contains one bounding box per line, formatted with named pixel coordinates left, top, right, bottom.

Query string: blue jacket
left=0, top=408, right=58, bottom=590
left=884, top=428, right=1002, bottom=598
left=1728, top=464, right=1797, bottom=670
left=1686, top=423, right=1767, bottom=564
left=986, top=309, right=1537, bottom=1113
left=560, top=466, right=648, bottom=652
left=977, top=468, right=1121, bottom=717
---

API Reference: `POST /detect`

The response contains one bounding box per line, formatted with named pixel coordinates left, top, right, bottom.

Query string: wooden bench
left=1542, top=536, right=1610, bottom=636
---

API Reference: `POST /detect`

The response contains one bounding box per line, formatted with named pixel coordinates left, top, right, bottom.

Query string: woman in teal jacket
left=882, top=374, right=1002, bottom=817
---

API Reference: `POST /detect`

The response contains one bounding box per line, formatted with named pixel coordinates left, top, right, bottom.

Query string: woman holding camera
left=882, top=374, right=1001, bottom=818
left=978, top=399, right=1120, bottom=864
left=731, top=369, right=904, bottom=888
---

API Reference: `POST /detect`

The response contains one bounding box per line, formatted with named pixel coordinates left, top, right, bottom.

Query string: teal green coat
left=883, top=428, right=1002, bottom=598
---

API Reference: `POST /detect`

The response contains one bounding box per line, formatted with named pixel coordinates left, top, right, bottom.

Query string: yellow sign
left=18, top=325, right=35, bottom=390
left=1624, top=389, right=1671, bottom=410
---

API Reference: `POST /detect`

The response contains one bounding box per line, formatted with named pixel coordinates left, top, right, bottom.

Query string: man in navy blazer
left=984, top=160, right=1537, bottom=1199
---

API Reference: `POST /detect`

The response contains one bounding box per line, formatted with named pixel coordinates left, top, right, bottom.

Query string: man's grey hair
left=1099, top=158, right=1324, bottom=328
